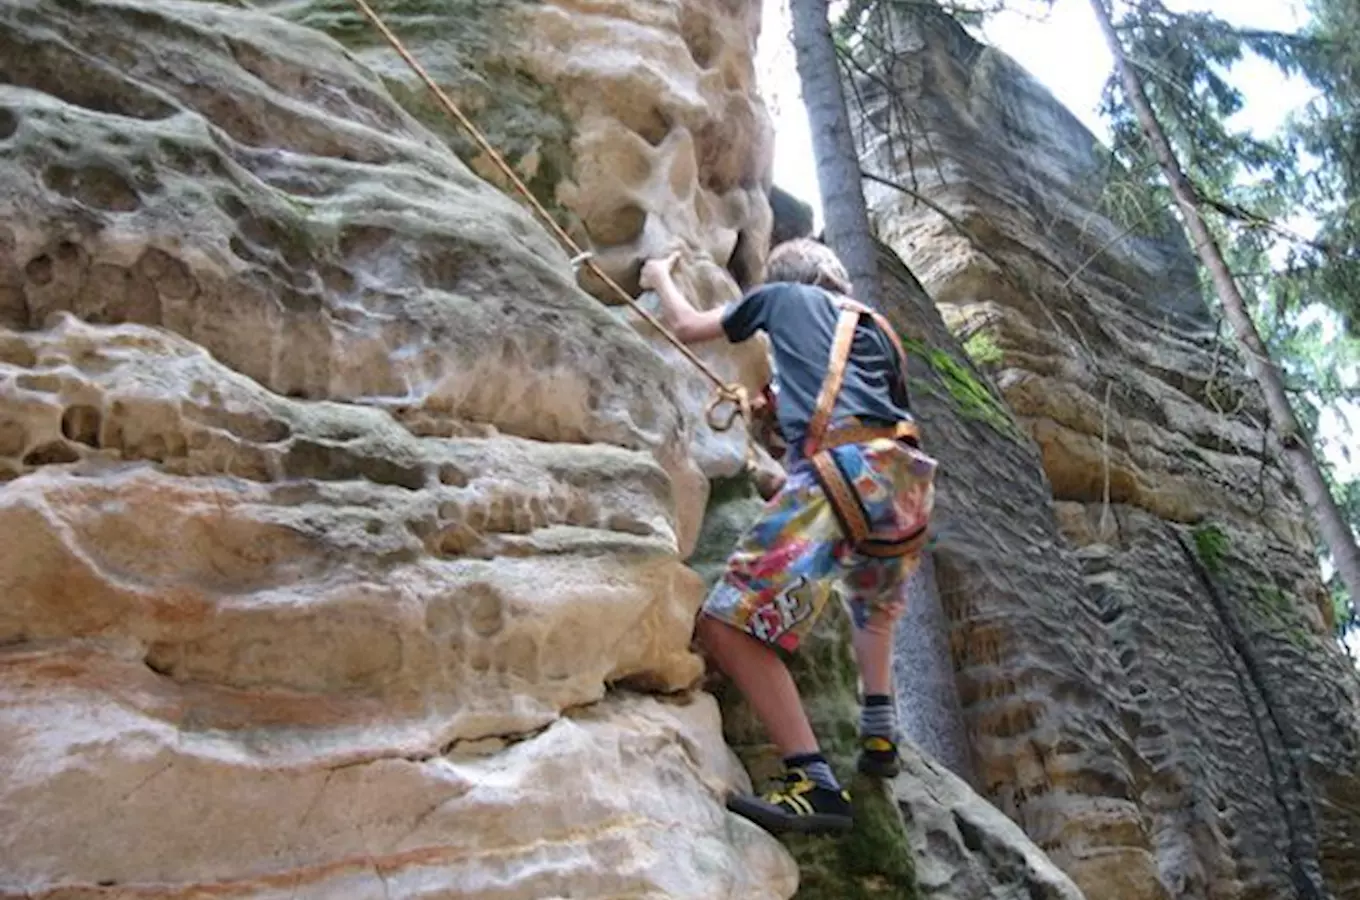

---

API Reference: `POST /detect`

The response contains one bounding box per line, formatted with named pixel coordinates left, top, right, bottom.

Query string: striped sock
left=860, top=694, right=897, bottom=741
left=784, top=752, right=840, bottom=791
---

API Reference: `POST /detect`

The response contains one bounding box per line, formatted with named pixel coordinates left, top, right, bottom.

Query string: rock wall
left=851, top=7, right=1360, bottom=900
left=265, top=0, right=778, bottom=484
left=9, top=0, right=1333, bottom=897
left=0, top=1, right=798, bottom=895
left=0, top=1, right=1094, bottom=898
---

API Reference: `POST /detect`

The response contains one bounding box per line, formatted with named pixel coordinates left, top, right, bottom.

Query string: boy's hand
left=640, top=251, right=681, bottom=291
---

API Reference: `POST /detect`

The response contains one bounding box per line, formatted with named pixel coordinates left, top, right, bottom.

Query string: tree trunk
left=1087, top=0, right=1360, bottom=612
left=788, top=0, right=882, bottom=308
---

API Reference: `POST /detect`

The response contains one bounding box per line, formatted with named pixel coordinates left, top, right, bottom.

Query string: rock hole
left=584, top=203, right=647, bottom=246
left=143, top=648, right=174, bottom=677
left=16, top=373, right=62, bottom=393
left=42, top=164, right=141, bottom=212
left=283, top=440, right=426, bottom=491
left=24, top=254, right=54, bottom=286
left=0, top=418, right=28, bottom=457
left=228, top=234, right=263, bottom=265
left=338, top=224, right=394, bottom=260
left=0, top=39, right=178, bottom=121
left=677, top=5, right=717, bottom=68
left=23, top=440, right=80, bottom=466
left=438, top=463, right=470, bottom=488
left=437, top=523, right=482, bottom=558
left=0, top=337, right=35, bottom=368
left=631, top=106, right=671, bottom=146
left=417, top=243, right=472, bottom=292
left=0, top=108, right=16, bottom=141
left=466, top=583, right=506, bottom=637
left=727, top=228, right=758, bottom=288
left=131, top=432, right=185, bottom=463
left=135, top=248, right=197, bottom=302
left=56, top=241, right=83, bottom=266
left=607, top=512, right=654, bottom=537
left=953, top=811, right=987, bottom=852
left=61, top=404, right=103, bottom=447
left=215, top=192, right=248, bottom=220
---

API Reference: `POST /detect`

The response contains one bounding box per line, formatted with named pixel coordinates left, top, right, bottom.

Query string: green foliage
left=903, top=336, right=1023, bottom=441
left=962, top=330, right=1003, bottom=366
left=1192, top=522, right=1231, bottom=574
left=1099, top=2, right=1300, bottom=196
left=1281, top=0, right=1360, bottom=336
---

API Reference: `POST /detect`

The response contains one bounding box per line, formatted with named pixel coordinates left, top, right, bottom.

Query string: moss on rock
left=903, top=335, right=1021, bottom=442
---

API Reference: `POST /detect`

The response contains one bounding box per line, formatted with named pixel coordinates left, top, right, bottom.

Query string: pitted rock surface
left=267, top=0, right=777, bottom=480
left=0, top=1, right=797, bottom=895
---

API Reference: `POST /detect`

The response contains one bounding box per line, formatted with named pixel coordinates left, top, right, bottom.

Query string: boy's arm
left=640, top=253, right=727, bottom=344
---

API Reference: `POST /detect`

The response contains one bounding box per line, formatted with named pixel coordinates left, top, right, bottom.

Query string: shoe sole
left=856, top=756, right=901, bottom=779
left=726, top=796, right=853, bottom=836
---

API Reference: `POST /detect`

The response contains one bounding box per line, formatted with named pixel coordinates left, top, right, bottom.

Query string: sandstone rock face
left=0, top=0, right=799, bottom=895
left=268, top=0, right=776, bottom=482
left=895, top=742, right=1086, bottom=900
left=873, top=243, right=1153, bottom=898
left=853, top=7, right=1360, bottom=899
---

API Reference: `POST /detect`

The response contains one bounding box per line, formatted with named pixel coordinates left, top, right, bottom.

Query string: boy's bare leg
left=851, top=605, right=898, bottom=697
left=695, top=614, right=819, bottom=756
left=849, top=593, right=905, bottom=779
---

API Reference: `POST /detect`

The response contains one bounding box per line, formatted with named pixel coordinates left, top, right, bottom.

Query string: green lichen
left=1191, top=522, right=1230, bottom=575
left=903, top=336, right=1022, bottom=442
left=276, top=0, right=574, bottom=217
left=1249, top=584, right=1312, bottom=648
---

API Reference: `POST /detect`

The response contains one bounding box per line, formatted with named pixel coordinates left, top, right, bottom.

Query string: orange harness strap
left=803, top=295, right=923, bottom=558
left=803, top=297, right=916, bottom=459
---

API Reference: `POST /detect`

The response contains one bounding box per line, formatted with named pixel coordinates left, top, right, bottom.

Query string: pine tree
left=1086, top=0, right=1360, bottom=617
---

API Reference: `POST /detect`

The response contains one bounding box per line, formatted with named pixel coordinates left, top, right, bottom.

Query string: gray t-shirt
left=721, top=282, right=911, bottom=453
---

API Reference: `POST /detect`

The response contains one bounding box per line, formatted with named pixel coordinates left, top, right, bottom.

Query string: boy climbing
left=640, top=239, right=938, bottom=837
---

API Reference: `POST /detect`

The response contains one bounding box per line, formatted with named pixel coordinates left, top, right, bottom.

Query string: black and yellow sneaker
left=726, top=768, right=853, bottom=835
left=856, top=736, right=902, bottom=779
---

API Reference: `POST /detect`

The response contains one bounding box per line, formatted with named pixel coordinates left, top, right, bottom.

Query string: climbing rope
left=345, top=0, right=750, bottom=435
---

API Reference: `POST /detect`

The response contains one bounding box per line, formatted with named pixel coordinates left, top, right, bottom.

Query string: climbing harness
left=803, top=296, right=927, bottom=559
left=345, top=0, right=750, bottom=437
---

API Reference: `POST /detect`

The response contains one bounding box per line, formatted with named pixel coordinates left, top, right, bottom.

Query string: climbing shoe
left=726, top=768, right=853, bottom=835
left=856, top=735, right=902, bottom=779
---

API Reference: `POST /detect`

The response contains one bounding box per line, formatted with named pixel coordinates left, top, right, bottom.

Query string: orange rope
left=346, top=0, right=749, bottom=431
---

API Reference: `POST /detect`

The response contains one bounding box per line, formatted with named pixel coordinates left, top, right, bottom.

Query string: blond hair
left=764, top=238, right=852, bottom=295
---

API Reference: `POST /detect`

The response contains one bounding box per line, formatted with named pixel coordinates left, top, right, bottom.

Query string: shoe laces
left=763, top=767, right=813, bottom=804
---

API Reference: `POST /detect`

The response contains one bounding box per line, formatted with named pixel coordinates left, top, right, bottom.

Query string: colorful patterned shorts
left=702, top=438, right=937, bottom=651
